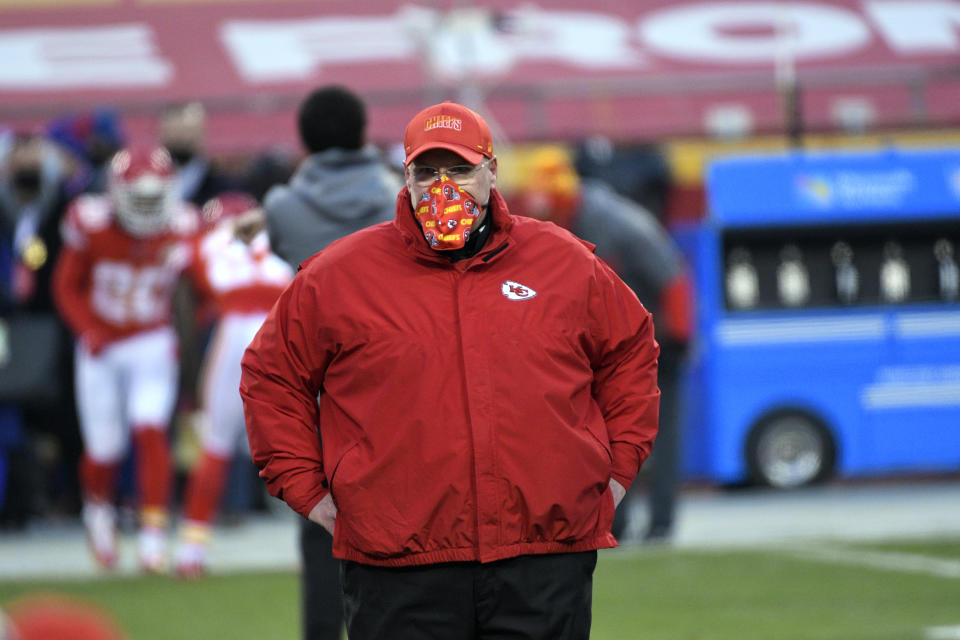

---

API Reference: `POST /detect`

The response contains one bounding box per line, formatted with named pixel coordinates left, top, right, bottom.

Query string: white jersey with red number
left=187, top=223, right=292, bottom=457
left=53, top=193, right=200, bottom=345
left=187, top=224, right=293, bottom=316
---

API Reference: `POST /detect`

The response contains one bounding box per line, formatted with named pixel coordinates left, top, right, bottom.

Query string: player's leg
left=125, top=327, right=179, bottom=573
left=174, top=441, right=230, bottom=578
left=75, top=343, right=127, bottom=570
left=175, top=317, right=250, bottom=577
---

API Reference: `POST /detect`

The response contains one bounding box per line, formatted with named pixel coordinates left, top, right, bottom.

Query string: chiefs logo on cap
left=404, top=101, right=493, bottom=166
left=424, top=115, right=462, bottom=132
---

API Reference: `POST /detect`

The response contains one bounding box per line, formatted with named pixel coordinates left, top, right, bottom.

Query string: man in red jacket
left=241, top=101, right=660, bottom=639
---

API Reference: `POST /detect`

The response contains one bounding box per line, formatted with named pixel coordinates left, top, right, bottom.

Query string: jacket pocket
left=327, top=439, right=361, bottom=493
left=583, top=418, right=613, bottom=465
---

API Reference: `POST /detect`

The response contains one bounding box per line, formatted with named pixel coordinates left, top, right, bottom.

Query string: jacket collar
left=393, top=187, right=514, bottom=267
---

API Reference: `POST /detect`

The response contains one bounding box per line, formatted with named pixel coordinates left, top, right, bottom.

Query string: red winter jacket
left=240, top=188, right=660, bottom=567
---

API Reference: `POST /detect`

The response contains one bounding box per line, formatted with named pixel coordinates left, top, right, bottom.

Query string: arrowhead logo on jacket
left=501, top=280, right=537, bottom=301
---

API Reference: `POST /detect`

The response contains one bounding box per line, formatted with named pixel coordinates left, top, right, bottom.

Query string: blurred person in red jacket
left=173, top=193, right=293, bottom=578
left=512, top=146, right=693, bottom=543
left=240, top=101, right=660, bottom=639
left=52, top=147, right=199, bottom=573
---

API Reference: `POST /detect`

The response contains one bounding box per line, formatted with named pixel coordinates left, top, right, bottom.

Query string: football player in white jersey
left=52, top=147, right=199, bottom=573
left=174, top=193, right=293, bottom=578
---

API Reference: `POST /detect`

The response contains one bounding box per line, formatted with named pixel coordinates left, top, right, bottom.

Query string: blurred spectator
left=0, top=407, right=24, bottom=528
left=160, top=102, right=237, bottom=206
left=0, top=131, right=70, bottom=312
left=0, top=131, right=77, bottom=527
left=513, top=145, right=693, bottom=542
left=47, top=108, right=126, bottom=197
left=52, top=147, right=199, bottom=572
left=574, top=135, right=671, bottom=223
left=0, top=176, right=25, bottom=527
left=173, top=193, right=293, bottom=578
left=263, top=84, right=399, bottom=640
left=243, top=148, right=298, bottom=203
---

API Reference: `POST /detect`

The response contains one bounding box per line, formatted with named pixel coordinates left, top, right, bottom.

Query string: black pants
left=341, top=551, right=597, bottom=640
left=647, top=351, right=683, bottom=535
left=300, top=517, right=343, bottom=640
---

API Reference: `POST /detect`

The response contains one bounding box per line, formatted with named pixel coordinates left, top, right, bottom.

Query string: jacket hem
left=334, top=534, right=618, bottom=567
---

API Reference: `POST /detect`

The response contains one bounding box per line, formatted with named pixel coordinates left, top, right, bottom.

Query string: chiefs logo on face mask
left=414, top=176, right=481, bottom=251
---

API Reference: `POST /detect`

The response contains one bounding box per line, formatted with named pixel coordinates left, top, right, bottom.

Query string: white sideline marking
left=925, top=626, right=960, bottom=640
left=782, top=544, right=960, bottom=580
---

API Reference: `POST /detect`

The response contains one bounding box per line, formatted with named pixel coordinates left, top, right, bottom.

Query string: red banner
left=2, top=0, right=958, bottom=151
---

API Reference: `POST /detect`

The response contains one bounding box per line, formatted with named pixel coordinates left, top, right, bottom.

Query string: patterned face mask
left=414, top=176, right=483, bottom=251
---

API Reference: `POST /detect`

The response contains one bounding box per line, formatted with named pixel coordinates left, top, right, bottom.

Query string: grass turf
left=2, top=541, right=959, bottom=639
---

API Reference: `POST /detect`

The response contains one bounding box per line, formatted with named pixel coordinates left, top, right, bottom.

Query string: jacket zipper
left=481, top=243, right=509, bottom=262
left=450, top=269, right=486, bottom=557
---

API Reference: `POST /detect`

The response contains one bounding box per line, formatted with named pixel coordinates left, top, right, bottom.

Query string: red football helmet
left=108, top=147, right=177, bottom=237
left=200, top=192, right=259, bottom=229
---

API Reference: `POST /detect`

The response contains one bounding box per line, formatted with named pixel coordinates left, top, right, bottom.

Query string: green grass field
left=2, top=539, right=959, bottom=639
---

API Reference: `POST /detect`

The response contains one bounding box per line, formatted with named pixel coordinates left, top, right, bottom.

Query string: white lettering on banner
left=222, top=7, right=640, bottom=83
left=217, top=2, right=960, bottom=80
left=0, top=24, right=172, bottom=89
left=420, top=5, right=642, bottom=79
left=3, top=3, right=960, bottom=91
left=220, top=15, right=413, bottom=82
left=401, top=5, right=517, bottom=78
left=638, top=2, right=871, bottom=63
left=866, top=1, right=960, bottom=53
left=506, top=7, right=643, bottom=68
left=411, top=5, right=642, bottom=80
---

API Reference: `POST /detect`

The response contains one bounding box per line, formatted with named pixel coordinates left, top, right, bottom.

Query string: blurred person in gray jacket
left=264, top=91, right=400, bottom=270
left=513, top=146, right=693, bottom=544
left=261, top=85, right=399, bottom=640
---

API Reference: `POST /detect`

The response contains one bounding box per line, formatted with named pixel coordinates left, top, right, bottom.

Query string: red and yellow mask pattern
left=414, top=176, right=482, bottom=251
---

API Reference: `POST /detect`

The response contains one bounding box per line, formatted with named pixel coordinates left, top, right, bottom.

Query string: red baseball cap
left=403, top=101, right=493, bottom=166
